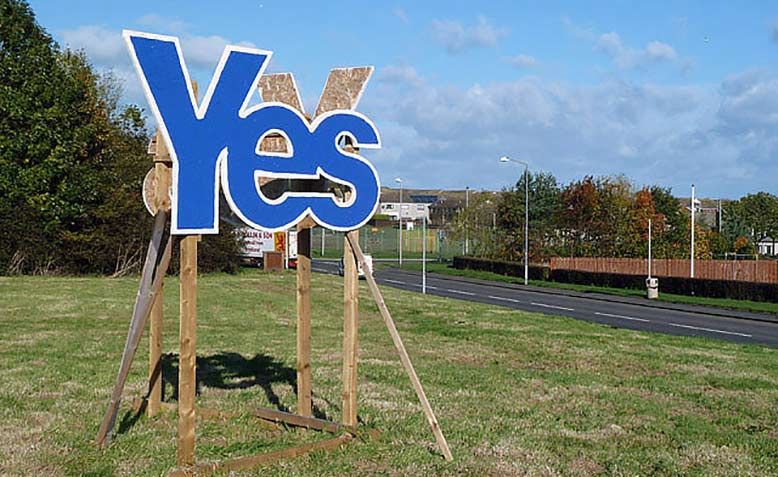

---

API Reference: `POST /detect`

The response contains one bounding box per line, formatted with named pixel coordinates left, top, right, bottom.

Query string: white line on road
left=447, top=289, right=475, bottom=296
left=488, top=295, right=521, bottom=303
left=384, top=279, right=406, bottom=285
left=531, top=302, right=575, bottom=311
left=667, top=322, right=752, bottom=337
left=594, top=312, right=650, bottom=323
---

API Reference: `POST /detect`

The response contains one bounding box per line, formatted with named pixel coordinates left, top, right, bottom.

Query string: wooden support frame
left=97, top=69, right=453, bottom=474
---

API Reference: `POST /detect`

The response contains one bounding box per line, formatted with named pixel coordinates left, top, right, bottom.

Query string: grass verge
left=395, top=262, right=778, bottom=315
left=0, top=270, right=776, bottom=476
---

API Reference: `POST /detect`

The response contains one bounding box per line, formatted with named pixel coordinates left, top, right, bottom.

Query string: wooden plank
left=258, top=72, right=304, bottom=112
left=178, top=235, right=198, bottom=466
left=342, top=230, right=359, bottom=427
left=253, top=407, right=348, bottom=433
left=168, top=434, right=353, bottom=477
left=95, top=210, right=172, bottom=447
left=148, top=287, right=163, bottom=417
left=345, top=234, right=454, bottom=461
left=314, top=67, right=373, bottom=118
left=148, top=145, right=171, bottom=417
left=296, top=222, right=313, bottom=417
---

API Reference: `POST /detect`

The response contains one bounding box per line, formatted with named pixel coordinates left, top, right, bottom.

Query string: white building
left=379, top=201, right=430, bottom=222
left=757, top=237, right=777, bottom=256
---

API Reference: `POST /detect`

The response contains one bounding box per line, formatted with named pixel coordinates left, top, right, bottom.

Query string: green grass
left=395, top=262, right=778, bottom=315
left=0, top=270, right=776, bottom=476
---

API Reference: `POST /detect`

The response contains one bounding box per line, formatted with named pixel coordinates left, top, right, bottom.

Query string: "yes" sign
left=124, top=31, right=381, bottom=234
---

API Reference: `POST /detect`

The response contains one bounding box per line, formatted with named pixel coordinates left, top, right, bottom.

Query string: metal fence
left=549, top=257, right=778, bottom=283
left=312, top=225, right=465, bottom=260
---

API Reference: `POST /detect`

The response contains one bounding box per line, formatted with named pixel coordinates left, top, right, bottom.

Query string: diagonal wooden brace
left=345, top=233, right=453, bottom=461
left=95, top=210, right=173, bottom=447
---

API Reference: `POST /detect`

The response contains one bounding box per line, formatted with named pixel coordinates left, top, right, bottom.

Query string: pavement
left=311, top=260, right=778, bottom=347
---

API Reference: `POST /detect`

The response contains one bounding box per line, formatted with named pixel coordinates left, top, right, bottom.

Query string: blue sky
left=29, top=0, right=778, bottom=198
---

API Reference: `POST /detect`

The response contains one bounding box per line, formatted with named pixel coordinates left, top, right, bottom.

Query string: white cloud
left=393, top=7, right=409, bottom=24
left=504, top=54, right=537, bottom=68
left=377, top=65, right=423, bottom=86
left=61, top=25, right=126, bottom=65
left=595, top=32, right=677, bottom=69
left=136, top=13, right=189, bottom=33
left=360, top=68, right=778, bottom=197
left=180, top=35, right=256, bottom=70
left=618, top=145, right=637, bottom=158
left=431, top=16, right=508, bottom=54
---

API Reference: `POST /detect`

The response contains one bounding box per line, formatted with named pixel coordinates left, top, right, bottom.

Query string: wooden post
left=178, top=235, right=198, bottom=466
left=345, top=233, right=453, bottom=461
left=149, top=131, right=171, bottom=417
left=342, top=230, right=359, bottom=427
left=296, top=220, right=313, bottom=417
left=177, top=79, right=198, bottom=467
left=95, top=210, right=172, bottom=447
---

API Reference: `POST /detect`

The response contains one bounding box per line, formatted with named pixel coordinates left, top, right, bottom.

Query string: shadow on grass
left=116, top=352, right=332, bottom=436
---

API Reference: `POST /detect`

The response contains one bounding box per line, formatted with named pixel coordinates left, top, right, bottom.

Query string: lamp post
left=691, top=184, right=696, bottom=278
left=422, top=214, right=427, bottom=294
left=499, top=156, right=529, bottom=286
left=464, top=186, right=470, bottom=255
left=395, top=177, right=403, bottom=267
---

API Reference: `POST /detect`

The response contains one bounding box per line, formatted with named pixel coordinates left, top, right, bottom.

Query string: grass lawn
left=0, top=270, right=776, bottom=476
left=395, top=262, right=778, bottom=315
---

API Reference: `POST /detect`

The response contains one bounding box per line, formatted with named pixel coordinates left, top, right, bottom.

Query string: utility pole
left=395, top=177, right=403, bottom=267
left=464, top=186, right=469, bottom=255
left=691, top=184, right=695, bottom=279
left=422, top=215, right=427, bottom=294
left=648, top=218, right=652, bottom=278
left=499, top=156, right=529, bottom=286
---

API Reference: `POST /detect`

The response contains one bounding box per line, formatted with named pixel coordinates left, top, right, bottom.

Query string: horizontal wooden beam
left=253, top=407, right=353, bottom=434
left=168, top=434, right=353, bottom=477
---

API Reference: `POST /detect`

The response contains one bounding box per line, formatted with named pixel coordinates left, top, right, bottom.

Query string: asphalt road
left=311, top=260, right=778, bottom=347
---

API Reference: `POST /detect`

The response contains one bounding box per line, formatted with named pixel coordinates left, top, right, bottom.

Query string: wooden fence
left=549, top=257, right=778, bottom=284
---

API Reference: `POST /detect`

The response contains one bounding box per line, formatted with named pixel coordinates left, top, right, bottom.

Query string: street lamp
left=499, top=155, right=529, bottom=286
left=464, top=186, right=470, bottom=255
left=690, top=184, right=701, bottom=279
left=395, top=177, right=403, bottom=267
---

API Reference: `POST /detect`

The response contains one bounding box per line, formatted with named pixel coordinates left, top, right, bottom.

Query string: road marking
left=594, top=312, right=650, bottom=323
left=531, top=302, right=574, bottom=311
left=447, top=289, right=475, bottom=296
left=427, top=285, right=439, bottom=290
left=488, top=295, right=521, bottom=303
left=312, top=268, right=330, bottom=273
left=667, top=322, right=752, bottom=337
left=384, top=279, right=406, bottom=285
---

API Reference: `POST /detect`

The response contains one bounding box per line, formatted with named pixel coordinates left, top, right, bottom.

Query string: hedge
left=453, top=256, right=778, bottom=303
left=452, top=256, right=550, bottom=281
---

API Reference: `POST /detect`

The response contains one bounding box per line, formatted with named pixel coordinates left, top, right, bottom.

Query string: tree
left=649, top=185, right=688, bottom=259
left=451, top=191, right=500, bottom=258
left=0, top=0, right=241, bottom=274
left=496, top=171, right=561, bottom=261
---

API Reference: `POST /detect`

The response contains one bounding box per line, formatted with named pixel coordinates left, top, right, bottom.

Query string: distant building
left=757, top=237, right=777, bottom=256
left=429, top=196, right=466, bottom=226
left=379, top=201, right=430, bottom=222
